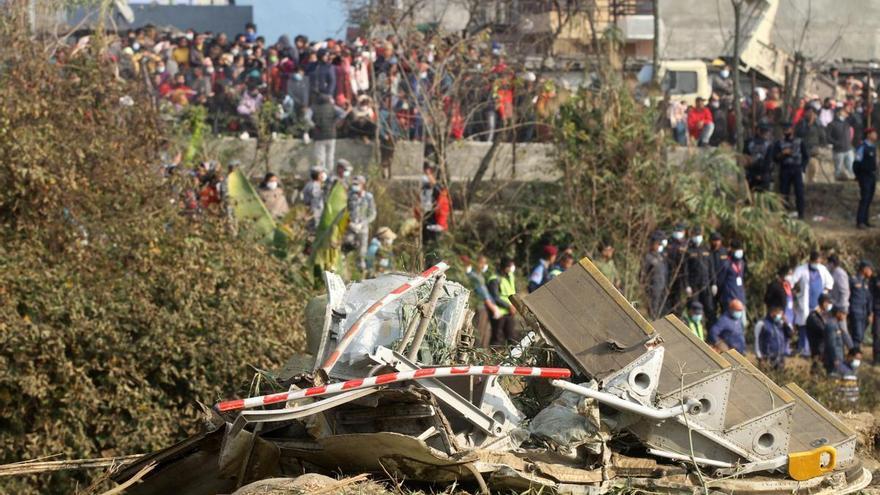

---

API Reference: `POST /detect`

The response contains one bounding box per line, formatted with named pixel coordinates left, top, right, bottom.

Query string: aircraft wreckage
left=114, top=258, right=872, bottom=494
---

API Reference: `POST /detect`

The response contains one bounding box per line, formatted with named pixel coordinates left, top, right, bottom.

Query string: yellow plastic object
left=788, top=445, right=837, bottom=481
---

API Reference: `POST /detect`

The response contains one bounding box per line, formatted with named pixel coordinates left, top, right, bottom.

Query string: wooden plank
left=652, top=315, right=729, bottom=396
left=722, top=350, right=793, bottom=428
left=522, top=258, right=654, bottom=379
left=785, top=383, right=855, bottom=452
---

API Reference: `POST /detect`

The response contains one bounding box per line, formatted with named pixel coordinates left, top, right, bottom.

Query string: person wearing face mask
left=771, top=121, right=809, bottom=219
left=666, top=223, right=689, bottom=314
left=792, top=252, right=834, bottom=358
left=823, top=305, right=855, bottom=376
left=708, top=231, right=727, bottom=309
left=300, top=166, right=326, bottom=232
left=366, top=227, right=397, bottom=276
left=711, top=64, right=733, bottom=98
left=258, top=173, right=289, bottom=219
left=717, top=239, right=747, bottom=325
left=827, top=254, right=851, bottom=337
left=709, top=299, right=746, bottom=354
left=642, top=231, right=669, bottom=319
left=848, top=260, right=873, bottom=353
left=764, top=264, right=796, bottom=356
left=685, top=226, right=716, bottom=328
left=682, top=300, right=706, bottom=340
left=708, top=96, right=729, bottom=146
left=345, top=175, right=377, bottom=272
left=805, top=294, right=833, bottom=372
left=828, top=107, right=855, bottom=180
left=757, top=306, right=789, bottom=369
left=463, top=254, right=501, bottom=348
left=745, top=123, right=773, bottom=191
left=286, top=67, right=312, bottom=136
left=487, top=258, right=519, bottom=346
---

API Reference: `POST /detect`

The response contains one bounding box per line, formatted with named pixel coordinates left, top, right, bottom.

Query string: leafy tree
left=0, top=6, right=310, bottom=494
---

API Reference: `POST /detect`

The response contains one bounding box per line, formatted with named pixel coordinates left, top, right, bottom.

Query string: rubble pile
left=115, top=259, right=873, bottom=494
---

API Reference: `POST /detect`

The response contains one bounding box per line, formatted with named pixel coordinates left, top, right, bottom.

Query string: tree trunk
left=466, top=138, right=502, bottom=206
left=733, top=0, right=744, bottom=153
left=651, top=0, right=660, bottom=86
left=793, top=54, right=807, bottom=119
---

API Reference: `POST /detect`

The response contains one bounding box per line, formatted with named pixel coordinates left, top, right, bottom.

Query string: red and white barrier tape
left=318, top=262, right=450, bottom=375
left=216, top=365, right=572, bottom=412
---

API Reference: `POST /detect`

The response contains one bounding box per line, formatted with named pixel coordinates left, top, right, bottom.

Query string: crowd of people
left=669, top=67, right=880, bottom=225
left=454, top=219, right=879, bottom=403
left=126, top=23, right=880, bottom=400
left=178, top=145, right=876, bottom=400
left=94, top=22, right=880, bottom=228
left=172, top=152, right=451, bottom=279
left=100, top=22, right=555, bottom=172
left=639, top=223, right=876, bottom=391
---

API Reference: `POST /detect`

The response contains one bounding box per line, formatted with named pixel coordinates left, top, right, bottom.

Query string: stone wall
left=203, top=137, right=560, bottom=182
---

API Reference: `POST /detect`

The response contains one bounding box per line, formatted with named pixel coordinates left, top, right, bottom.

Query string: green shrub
left=0, top=10, right=310, bottom=494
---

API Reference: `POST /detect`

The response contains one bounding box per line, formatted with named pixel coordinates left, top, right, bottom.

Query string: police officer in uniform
left=850, top=260, right=873, bottom=353
left=709, top=231, right=727, bottom=323
left=854, top=127, right=877, bottom=229
left=642, top=231, right=669, bottom=319
left=772, top=121, right=810, bottom=219
left=666, top=222, right=689, bottom=314
left=745, top=123, right=773, bottom=191
left=685, top=226, right=716, bottom=328
left=870, top=264, right=880, bottom=365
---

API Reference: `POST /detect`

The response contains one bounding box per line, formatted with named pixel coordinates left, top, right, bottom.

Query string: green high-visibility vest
left=684, top=316, right=705, bottom=341
left=489, top=272, right=517, bottom=316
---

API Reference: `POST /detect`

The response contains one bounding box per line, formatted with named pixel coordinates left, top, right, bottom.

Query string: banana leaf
left=310, top=181, right=349, bottom=273
left=226, top=169, right=292, bottom=257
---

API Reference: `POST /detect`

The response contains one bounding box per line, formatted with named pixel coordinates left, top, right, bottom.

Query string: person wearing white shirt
left=788, top=251, right=834, bottom=357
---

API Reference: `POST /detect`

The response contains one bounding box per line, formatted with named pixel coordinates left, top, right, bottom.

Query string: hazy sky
left=235, top=0, right=348, bottom=42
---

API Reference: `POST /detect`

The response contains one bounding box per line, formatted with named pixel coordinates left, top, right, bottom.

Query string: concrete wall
left=660, top=0, right=880, bottom=63
left=202, top=137, right=560, bottom=182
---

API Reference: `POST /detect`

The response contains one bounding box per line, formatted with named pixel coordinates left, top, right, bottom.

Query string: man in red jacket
left=688, top=97, right=715, bottom=147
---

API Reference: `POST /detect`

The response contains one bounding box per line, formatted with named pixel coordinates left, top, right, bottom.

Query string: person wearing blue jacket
left=717, top=240, right=747, bottom=323
left=849, top=260, right=874, bottom=351
left=758, top=306, right=789, bottom=369
left=709, top=299, right=746, bottom=354
left=825, top=306, right=855, bottom=375
left=308, top=49, right=336, bottom=99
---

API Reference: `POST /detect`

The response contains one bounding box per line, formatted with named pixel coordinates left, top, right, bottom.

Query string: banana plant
left=225, top=169, right=293, bottom=257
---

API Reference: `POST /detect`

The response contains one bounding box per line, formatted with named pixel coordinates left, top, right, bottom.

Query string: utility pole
left=732, top=0, right=744, bottom=153
left=651, top=0, right=660, bottom=86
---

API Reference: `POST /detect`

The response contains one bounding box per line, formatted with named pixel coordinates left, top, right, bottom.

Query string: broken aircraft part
left=113, top=261, right=870, bottom=494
